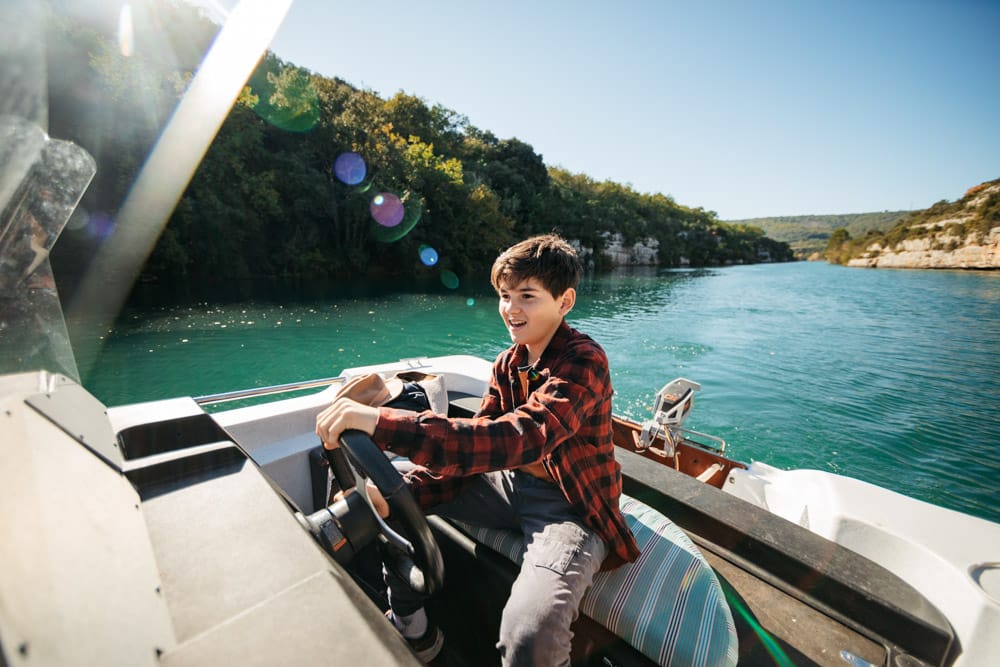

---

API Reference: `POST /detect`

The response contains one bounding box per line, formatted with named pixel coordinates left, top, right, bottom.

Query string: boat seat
left=449, top=494, right=738, bottom=667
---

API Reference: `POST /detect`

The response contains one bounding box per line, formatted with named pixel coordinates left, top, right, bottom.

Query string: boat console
left=0, top=371, right=420, bottom=666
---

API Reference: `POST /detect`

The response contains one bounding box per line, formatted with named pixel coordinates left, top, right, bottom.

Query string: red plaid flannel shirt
left=373, top=321, right=640, bottom=569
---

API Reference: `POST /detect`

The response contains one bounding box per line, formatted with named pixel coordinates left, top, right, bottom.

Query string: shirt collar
left=511, top=320, right=571, bottom=370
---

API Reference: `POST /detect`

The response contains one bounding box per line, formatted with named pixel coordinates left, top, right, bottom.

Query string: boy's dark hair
left=491, top=234, right=582, bottom=297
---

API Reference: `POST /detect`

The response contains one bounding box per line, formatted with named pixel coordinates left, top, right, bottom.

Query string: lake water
left=80, top=261, right=1000, bottom=525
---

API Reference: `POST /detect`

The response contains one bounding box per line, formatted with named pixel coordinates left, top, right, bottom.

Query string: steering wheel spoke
left=303, top=430, right=444, bottom=596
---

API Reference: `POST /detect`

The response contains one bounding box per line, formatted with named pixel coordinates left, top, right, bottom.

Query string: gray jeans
left=386, top=469, right=608, bottom=667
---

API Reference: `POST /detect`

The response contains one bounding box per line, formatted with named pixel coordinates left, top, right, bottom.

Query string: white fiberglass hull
left=726, top=463, right=1000, bottom=666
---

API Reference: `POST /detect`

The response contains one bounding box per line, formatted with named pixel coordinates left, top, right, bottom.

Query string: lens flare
left=371, top=195, right=423, bottom=243
left=118, top=4, right=134, bottom=57
left=370, top=192, right=404, bottom=227
left=723, top=584, right=795, bottom=666
left=87, top=212, right=115, bottom=241
left=66, top=207, right=89, bottom=231
left=248, top=66, right=319, bottom=132
left=440, top=270, right=459, bottom=290
left=333, top=152, right=366, bottom=185
left=466, top=298, right=476, bottom=307
left=419, top=245, right=439, bottom=266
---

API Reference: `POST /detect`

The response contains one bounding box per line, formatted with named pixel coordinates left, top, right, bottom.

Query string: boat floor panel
left=702, top=549, right=885, bottom=667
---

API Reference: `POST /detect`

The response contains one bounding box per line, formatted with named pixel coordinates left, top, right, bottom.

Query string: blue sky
left=268, top=0, right=999, bottom=220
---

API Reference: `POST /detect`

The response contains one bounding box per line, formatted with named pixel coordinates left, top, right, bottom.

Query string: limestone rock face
left=601, top=233, right=660, bottom=266
left=847, top=228, right=1000, bottom=269
left=848, top=181, right=1000, bottom=269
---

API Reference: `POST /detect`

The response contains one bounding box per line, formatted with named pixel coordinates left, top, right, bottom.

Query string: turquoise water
left=81, top=262, right=1000, bottom=525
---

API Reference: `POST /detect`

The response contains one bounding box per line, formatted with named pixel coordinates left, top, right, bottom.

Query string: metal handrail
left=193, top=358, right=435, bottom=406
left=195, top=375, right=345, bottom=406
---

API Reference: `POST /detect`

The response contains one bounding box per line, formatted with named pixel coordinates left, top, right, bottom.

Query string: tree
left=464, top=136, right=550, bottom=236
left=824, top=227, right=853, bottom=265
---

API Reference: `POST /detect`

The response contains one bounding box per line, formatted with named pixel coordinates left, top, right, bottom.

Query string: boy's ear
left=558, top=288, right=576, bottom=316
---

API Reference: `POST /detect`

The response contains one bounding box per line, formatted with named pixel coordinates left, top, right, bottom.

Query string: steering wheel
left=327, top=431, right=445, bottom=597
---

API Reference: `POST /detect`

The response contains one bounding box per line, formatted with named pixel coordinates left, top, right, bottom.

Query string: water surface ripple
left=84, top=262, right=1000, bottom=524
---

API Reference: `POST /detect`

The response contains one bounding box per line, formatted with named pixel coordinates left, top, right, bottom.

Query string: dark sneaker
left=385, top=609, right=444, bottom=663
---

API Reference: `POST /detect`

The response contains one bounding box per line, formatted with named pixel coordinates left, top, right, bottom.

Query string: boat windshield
left=0, top=0, right=290, bottom=381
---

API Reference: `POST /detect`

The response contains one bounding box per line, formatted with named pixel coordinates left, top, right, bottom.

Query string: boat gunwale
left=616, top=448, right=958, bottom=667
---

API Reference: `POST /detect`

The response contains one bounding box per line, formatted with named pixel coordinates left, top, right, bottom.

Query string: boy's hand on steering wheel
left=333, top=479, right=390, bottom=519
left=315, top=397, right=379, bottom=448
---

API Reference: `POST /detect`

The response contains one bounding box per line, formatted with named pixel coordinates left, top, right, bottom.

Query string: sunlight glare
left=117, top=3, right=134, bottom=57
left=185, top=0, right=232, bottom=25
left=68, top=0, right=293, bottom=378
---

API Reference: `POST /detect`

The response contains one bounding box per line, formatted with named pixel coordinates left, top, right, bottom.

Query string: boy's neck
left=524, top=320, right=563, bottom=365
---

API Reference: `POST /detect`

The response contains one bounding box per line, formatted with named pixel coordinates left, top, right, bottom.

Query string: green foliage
left=974, top=191, right=1000, bottom=238
left=823, top=228, right=857, bottom=265
left=46, top=2, right=795, bottom=304
left=726, top=211, right=911, bottom=258
left=829, top=180, right=1000, bottom=263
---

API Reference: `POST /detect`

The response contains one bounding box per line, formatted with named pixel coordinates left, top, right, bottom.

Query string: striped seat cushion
left=451, top=495, right=738, bottom=667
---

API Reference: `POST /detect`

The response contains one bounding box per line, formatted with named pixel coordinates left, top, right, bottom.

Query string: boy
left=316, top=234, right=639, bottom=666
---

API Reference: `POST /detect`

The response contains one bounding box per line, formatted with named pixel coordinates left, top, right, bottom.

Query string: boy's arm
left=374, top=344, right=609, bottom=477
left=402, top=466, right=473, bottom=509
left=474, top=362, right=504, bottom=418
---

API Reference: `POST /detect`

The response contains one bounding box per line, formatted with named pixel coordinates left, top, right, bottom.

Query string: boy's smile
left=498, top=277, right=576, bottom=362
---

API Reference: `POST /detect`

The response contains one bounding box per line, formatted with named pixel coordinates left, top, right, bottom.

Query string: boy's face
left=497, top=277, right=575, bottom=355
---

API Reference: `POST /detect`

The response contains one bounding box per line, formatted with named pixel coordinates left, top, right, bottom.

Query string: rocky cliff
left=847, top=228, right=999, bottom=269
left=846, top=180, right=1000, bottom=269
left=602, top=233, right=660, bottom=266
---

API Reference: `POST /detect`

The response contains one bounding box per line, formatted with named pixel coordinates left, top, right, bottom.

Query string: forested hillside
left=724, top=211, right=910, bottom=258
left=825, top=179, right=1000, bottom=268
left=47, top=2, right=792, bottom=304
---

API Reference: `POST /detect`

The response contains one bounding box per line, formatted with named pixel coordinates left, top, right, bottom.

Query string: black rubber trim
left=117, top=412, right=233, bottom=460
left=124, top=443, right=247, bottom=499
